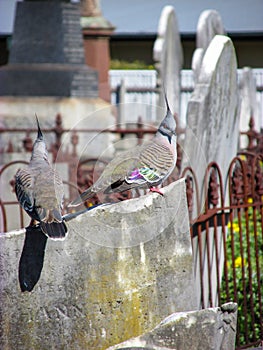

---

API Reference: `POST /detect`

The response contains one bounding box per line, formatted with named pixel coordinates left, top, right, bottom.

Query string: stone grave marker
left=192, top=10, right=225, bottom=82
left=239, top=67, right=261, bottom=148
left=108, top=302, right=238, bottom=350
left=196, top=10, right=225, bottom=52
left=182, top=35, right=240, bottom=308
left=153, top=5, right=183, bottom=122
left=0, top=179, right=197, bottom=349
left=0, top=1, right=98, bottom=97
left=183, top=35, right=239, bottom=208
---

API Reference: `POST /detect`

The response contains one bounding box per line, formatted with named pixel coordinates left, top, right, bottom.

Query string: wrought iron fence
left=187, top=154, right=263, bottom=349
left=0, top=113, right=262, bottom=348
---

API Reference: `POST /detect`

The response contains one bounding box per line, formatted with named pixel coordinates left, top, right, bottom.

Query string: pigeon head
left=157, top=94, right=177, bottom=144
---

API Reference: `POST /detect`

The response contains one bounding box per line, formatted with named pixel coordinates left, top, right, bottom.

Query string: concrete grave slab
left=0, top=179, right=197, bottom=349
left=108, top=302, right=238, bottom=350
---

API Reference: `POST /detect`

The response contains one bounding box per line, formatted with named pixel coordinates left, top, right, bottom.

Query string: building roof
left=100, top=0, right=263, bottom=36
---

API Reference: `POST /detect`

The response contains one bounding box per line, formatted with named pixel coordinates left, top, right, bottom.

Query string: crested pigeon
left=69, top=94, right=177, bottom=207
left=15, top=117, right=67, bottom=240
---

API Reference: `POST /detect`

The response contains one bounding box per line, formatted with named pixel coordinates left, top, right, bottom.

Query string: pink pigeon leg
left=149, top=186, right=164, bottom=195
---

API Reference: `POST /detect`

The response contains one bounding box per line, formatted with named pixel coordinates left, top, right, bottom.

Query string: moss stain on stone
left=76, top=248, right=162, bottom=350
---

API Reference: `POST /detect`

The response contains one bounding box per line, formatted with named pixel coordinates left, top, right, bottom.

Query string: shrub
left=110, top=59, right=155, bottom=70
left=221, top=203, right=263, bottom=346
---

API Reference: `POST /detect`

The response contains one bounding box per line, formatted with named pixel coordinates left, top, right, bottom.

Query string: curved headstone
left=196, top=10, right=225, bottom=51
left=239, top=67, right=261, bottom=148
left=183, top=35, right=239, bottom=213
left=192, top=10, right=225, bottom=81
left=183, top=35, right=240, bottom=309
left=153, top=6, right=183, bottom=120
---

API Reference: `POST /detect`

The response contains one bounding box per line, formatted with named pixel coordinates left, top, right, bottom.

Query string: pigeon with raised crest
left=15, top=117, right=67, bottom=240
left=69, top=94, right=177, bottom=207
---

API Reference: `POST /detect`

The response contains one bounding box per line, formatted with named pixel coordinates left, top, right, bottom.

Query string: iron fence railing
left=187, top=154, right=263, bottom=349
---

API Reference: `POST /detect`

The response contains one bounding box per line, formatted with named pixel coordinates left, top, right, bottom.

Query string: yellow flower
left=234, top=256, right=246, bottom=268
left=247, top=197, right=253, bottom=204
left=227, top=221, right=240, bottom=232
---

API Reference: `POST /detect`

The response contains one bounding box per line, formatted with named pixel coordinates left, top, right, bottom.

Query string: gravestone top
left=196, top=10, right=225, bottom=51
left=0, top=1, right=98, bottom=97
left=10, top=2, right=84, bottom=65
left=239, top=67, right=261, bottom=148
left=153, top=5, right=183, bottom=122
left=192, top=10, right=225, bottom=82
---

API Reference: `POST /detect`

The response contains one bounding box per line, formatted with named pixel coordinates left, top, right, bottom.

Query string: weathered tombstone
left=0, top=0, right=98, bottom=97
left=239, top=67, right=261, bottom=148
left=192, top=10, right=225, bottom=82
left=182, top=35, right=240, bottom=308
left=108, top=302, right=238, bottom=350
left=183, top=35, right=239, bottom=208
left=0, top=180, right=197, bottom=349
left=196, top=10, right=225, bottom=51
left=153, top=5, right=183, bottom=121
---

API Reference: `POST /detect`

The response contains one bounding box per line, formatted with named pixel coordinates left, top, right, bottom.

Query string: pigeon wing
left=126, top=140, right=174, bottom=184
left=90, top=148, right=141, bottom=192
left=15, top=168, right=39, bottom=220
left=28, top=168, right=67, bottom=240
left=69, top=147, right=143, bottom=205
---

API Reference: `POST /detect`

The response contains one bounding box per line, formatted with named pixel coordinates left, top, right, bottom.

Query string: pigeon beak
left=35, top=114, right=43, bottom=140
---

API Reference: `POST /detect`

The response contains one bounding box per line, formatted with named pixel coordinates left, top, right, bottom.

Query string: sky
left=0, top=0, right=19, bottom=34
left=1, top=0, right=263, bottom=35
left=100, top=0, right=263, bottom=34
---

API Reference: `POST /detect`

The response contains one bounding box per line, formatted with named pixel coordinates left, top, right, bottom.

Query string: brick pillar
left=81, top=1, right=115, bottom=102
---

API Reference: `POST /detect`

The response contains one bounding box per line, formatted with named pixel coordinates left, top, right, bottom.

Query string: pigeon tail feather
left=40, top=221, right=67, bottom=240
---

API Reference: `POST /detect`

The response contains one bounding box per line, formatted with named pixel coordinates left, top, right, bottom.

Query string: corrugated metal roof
left=100, top=0, right=263, bottom=35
